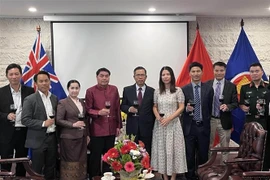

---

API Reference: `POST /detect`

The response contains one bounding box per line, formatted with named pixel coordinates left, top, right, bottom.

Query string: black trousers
left=0, top=127, right=28, bottom=176
left=31, top=133, right=57, bottom=180
left=185, top=121, right=210, bottom=180
left=88, top=135, right=115, bottom=179
left=133, top=128, right=152, bottom=157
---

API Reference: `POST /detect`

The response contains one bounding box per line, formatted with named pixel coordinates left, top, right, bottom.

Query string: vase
left=118, top=169, right=141, bottom=180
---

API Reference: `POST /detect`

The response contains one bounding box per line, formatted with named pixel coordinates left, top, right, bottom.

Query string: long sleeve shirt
left=85, top=84, right=122, bottom=137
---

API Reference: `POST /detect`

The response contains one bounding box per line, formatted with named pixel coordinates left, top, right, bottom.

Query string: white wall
left=1, top=17, right=270, bottom=88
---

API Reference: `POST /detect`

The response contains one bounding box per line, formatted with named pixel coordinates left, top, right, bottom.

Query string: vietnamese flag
left=176, top=24, right=214, bottom=87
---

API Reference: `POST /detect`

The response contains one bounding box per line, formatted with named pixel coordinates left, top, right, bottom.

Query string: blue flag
left=21, top=31, right=67, bottom=100
left=225, top=27, right=268, bottom=143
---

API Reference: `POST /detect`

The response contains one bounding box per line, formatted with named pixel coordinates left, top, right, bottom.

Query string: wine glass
left=159, top=112, right=165, bottom=118
left=244, top=99, right=251, bottom=115
left=188, top=99, right=195, bottom=116
left=48, top=111, right=55, bottom=119
left=9, top=104, right=17, bottom=125
left=133, top=100, right=139, bottom=116
left=78, top=113, right=85, bottom=130
left=256, top=99, right=265, bottom=117
left=105, top=101, right=111, bottom=117
left=219, top=95, right=224, bottom=104
left=10, top=104, right=17, bottom=114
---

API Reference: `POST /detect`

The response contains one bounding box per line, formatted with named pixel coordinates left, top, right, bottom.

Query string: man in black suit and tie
left=182, top=62, right=214, bottom=180
left=22, top=71, right=58, bottom=179
left=206, top=61, right=238, bottom=163
left=121, top=66, right=155, bottom=155
left=0, top=63, right=34, bottom=176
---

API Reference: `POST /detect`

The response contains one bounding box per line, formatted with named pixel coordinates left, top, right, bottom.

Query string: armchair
left=197, top=122, right=267, bottom=180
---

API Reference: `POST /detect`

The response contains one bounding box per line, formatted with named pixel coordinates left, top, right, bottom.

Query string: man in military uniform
left=239, top=62, right=268, bottom=129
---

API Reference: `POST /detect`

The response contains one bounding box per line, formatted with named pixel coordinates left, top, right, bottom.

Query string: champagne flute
left=188, top=99, right=195, bottom=116
left=78, top=113, right=85, bottom=129
left=105, top=101, right=111, bottom=117
left=133, top=100, right=139, bottom=116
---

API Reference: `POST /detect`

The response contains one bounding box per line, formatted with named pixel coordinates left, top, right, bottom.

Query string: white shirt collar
left=213, top=78, right=225, bottom=85
left=10, top=85, right=21, bottom=93
left=136, top=84, right=146, bottom=91
left=38, top=90, right=51, bottom=98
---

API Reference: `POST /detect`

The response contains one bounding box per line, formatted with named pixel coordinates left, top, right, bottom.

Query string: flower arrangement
left=102, top=135, right=150, bottom=179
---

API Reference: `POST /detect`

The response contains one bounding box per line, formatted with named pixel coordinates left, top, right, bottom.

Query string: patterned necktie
left=138, top=88, right=143, bottom=105
left=214, top=81, right=221, bottom=117
left=194, top=85, right=201, bottom=121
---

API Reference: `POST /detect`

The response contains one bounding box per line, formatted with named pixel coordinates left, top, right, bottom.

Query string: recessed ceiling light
left=268, top=6, right=270, bottom=10
left=148, top=7, right=156, bottom=12
left=28, top=7, right=37, bottom=12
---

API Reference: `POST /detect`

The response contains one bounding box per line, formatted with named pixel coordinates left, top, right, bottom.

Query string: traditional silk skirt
left=60, top=137, right=88, bottom=180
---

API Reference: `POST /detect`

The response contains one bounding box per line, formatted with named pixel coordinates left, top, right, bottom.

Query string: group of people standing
left=0, top=61, right=269, bottom=180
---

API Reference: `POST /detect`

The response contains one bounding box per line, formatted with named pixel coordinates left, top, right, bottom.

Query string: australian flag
left=225, top=26, right=268, bottom=143
left=21, top=30, right=67, bottom=100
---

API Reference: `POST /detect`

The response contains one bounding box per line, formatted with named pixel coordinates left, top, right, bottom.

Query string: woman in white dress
left=151, top=66, right=187, bottom=180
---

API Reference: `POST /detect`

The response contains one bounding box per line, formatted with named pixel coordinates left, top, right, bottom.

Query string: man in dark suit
left=0, top=63, right=34, bottom=176
left=205, top=61, right=238, bottom=163
left=182, top=62, right=214, bottom=180
left=121, top=66, right=155, bottom=155
left=22, top=70, right=58, bottom=179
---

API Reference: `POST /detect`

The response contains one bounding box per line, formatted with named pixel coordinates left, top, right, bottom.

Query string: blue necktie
left=194, top=85, right=201, bottom=121
left=214, top=81, right=221, bottom=117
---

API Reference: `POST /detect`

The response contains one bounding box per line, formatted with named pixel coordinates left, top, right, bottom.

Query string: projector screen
left=52, top=22, right=188, bottom=97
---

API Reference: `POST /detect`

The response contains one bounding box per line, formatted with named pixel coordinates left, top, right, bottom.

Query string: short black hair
left=249, top=62, right=263, bottom=70
left=67, top=79, right=81, bottom=89
left=189, top=62, right=203, bottom=72
left=5, top=63, right=22, bottom=76
left=133, top=66, right=147, bottom=75
left=33, top=71, right=50, bottom=83
left=96, top=68, right=111, bottom=76
left=213, top=61, right=227, bottom=69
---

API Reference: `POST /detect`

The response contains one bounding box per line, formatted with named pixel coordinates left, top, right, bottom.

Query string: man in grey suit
left=206, top=61, right=238, bottom=163
left=182, top=62, right=214, bottom=180
left=22, top=71, right=58, bottom=180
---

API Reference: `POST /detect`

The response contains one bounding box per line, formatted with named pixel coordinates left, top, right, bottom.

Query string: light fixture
left=28, top=7, right=37, bottom=12
left=268, top=6, right=270, bottom=10
left=148, top=7, right=156, bottom=12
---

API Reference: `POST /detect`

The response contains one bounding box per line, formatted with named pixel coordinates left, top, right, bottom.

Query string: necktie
left=214, top=81, right=221, bottom=117
left=138, top=88, right=142, bottom=105
left=194, top=85, right=201, bottom=121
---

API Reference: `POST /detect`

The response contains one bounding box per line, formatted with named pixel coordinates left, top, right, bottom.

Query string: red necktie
left=138, top=88, right=142, bottom=105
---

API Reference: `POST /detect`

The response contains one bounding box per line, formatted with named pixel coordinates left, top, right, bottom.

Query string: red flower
left=102, top=153, right=109, bottom=163
left=120, top=144, right=130, bottom=154
left=141, top=156, right=150, bottom=168
left=124, top=161, right=135, bottom=172
left=107, top=148, right=119, bottom=158
left=111, top=161, right=123, bottom=171
left=138, top=140, right=145, bottom=148
left=127, top=141, right=137, bottom=150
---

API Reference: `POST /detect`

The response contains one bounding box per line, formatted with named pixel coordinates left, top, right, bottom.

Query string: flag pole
left=196, top=22, right=199, bottom=30
left=36, top=25, right=41, bottom=33
left=240, top=19, right=244, bottom=27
